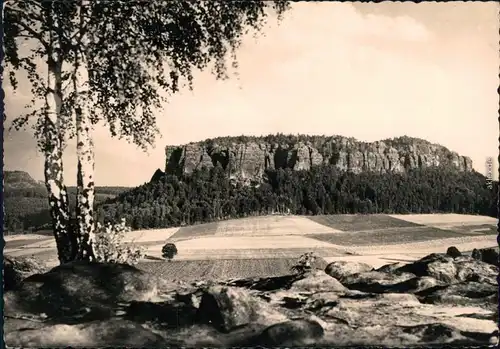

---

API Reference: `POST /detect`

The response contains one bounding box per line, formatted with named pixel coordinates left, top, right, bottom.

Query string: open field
left=436, top=224, right=497, bottom=235
left=168, top=221, right=220, bottom=241
left=5, top=227, right=181, bottom=250
left=136, top=257, right=328, bottom=281
left=168, top=215, right=341, bottom=241
left=120, top=227, right=180, bottom=243
left=5, top=214, right=497, bottom=280
left=213, top=215, right=340, bottom=235
left=144, top=246, right=349, bottom=260
left=389, top=213, right=497, bottom=226
left=307, top=214, right=423, bottom=232
left=4, top=237, right=52, bottom=249
left=4, top=233, right=52, bottom=241
left=172, top=235, right=339, bottom=250
left=345, top=235, right=497, bottom=256
left=309, top=226, right=465, bottom=246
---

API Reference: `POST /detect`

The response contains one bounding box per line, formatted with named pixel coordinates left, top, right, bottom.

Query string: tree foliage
left=93, top=219, right=144, bottom=265
left=161, top=243, right=178, bottom=261
left=6, top=1, right=291, bottom=146
left=4, top=0, right=291, bottom=262
left=291, top=252, right=320, bottom=275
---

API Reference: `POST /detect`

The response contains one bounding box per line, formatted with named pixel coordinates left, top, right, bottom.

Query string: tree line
left=97, top=165, right=497, bottom=230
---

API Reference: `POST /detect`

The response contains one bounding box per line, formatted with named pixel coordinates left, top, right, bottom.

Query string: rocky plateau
left=164, top=135, right=473, bottom=180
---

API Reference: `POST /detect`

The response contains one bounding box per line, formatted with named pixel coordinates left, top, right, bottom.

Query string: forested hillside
left=3, top=171, right=130, bottom=232
left=98, top=165, right=498, bottom=230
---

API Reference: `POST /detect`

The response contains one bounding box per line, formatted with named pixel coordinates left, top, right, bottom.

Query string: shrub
left=161, top=243, right=178, bottom=261
left=480, top=248, right=499, bottom=267
left=291, top=252, right=319, bottom=275
left=446, top=246, right=461, bottom=258
left=93, top=218, right=144, bottom=265
left=471, top=248, right=482, bottom=260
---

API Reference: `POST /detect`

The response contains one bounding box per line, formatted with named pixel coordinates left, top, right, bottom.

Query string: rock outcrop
left=165, top=135, right=473, bottom=180
left=5, top=252, right=498, bottom=347
left=3, top=256, right=49, bottom=291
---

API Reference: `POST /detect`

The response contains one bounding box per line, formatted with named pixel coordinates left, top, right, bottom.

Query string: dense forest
left=5, top=165, right=497, bottom=233
left=96, top=165, right=497, bottom=230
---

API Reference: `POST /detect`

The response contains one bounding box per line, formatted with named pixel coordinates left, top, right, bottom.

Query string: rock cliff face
left=164, top=135, right=473, bottom=179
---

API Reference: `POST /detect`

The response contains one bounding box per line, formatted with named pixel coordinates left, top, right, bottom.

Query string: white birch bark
left=75, top=103, right=96, bottom=260
left=74, top=0, right=96, bottom=261
left=44, top=8, right=75, bottom=263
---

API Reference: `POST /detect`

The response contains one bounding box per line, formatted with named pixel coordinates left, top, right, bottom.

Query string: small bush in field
left=162, top=243, right=178, bottom=261
left=93, top=219, right=144, bottom=265
left=446, top=246, right=461, bottom=258
left=291, top=252, right=319, bottom=275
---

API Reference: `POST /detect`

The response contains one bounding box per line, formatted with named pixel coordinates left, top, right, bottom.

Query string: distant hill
left=4, top=170, right=43, bottom=189
left=3, top=170, right=131, bottom=233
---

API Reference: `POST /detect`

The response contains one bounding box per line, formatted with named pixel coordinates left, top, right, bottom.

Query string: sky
left=4, top=1, right=499, bottom=186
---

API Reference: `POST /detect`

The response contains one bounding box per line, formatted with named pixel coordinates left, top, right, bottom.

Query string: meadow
left=4, top=213, right=497, bottom=279
left=308, top=226, right=464, bottom=246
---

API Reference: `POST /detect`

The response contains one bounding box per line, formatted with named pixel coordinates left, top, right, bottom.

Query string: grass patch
left=309, top=227, right=464, bottom=246
left=307, top=214, right=423, bottom=232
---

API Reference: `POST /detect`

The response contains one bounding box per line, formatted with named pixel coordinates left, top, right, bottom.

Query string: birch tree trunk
left=44, top=28, right=76, bottom=264
left=75, top=105, right=96, bottom=260
left=74, top=0, right=96, bottom=261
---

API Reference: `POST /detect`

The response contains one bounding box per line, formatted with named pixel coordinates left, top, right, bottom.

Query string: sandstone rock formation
left=3, top=256, right=49, bottom=291
left=5, top=252, right=498, bottom=347
left=164, top=135, right=473, bottom=180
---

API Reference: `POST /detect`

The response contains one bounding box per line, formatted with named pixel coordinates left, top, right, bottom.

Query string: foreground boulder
left=197, top=286, right=287, bottom=332
left=454, top=257, right=498, bottom=284
left=257, top=319, right=324, bottom=346
left=324, top=261, right=373, bottom=281
left=126, top=300, right=198, bottom=328
left=4, top=256, right=48, bottom=291
left=397, top=254, right=457, bottom=283
left=417, top=281, right=498, bottom=307
left=340, top=270, right=416, bottom=293
left=446, top=246, right=462, bottom=258
left=376, top=261, right=407, bottom=273
left=4, top=257, right=24, bottom=292
left=5, top=319, right=167, bottom=347
left=8, top=261, right=160, bottom=317
left=224, top=274, right=302, bottom=291
left=396, top=253, right=497, bottom=285
left=4, top=252, right=498, bottom=347
left=290, top=270, right=347, bottom=293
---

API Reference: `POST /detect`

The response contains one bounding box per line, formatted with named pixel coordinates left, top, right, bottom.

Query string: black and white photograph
left=2, top=1, right=499, bottom=347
